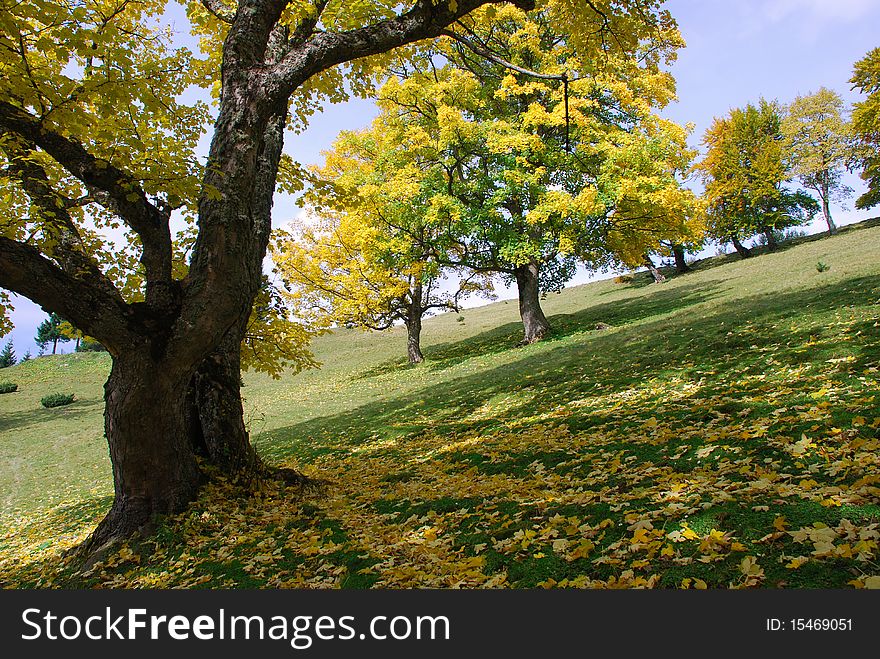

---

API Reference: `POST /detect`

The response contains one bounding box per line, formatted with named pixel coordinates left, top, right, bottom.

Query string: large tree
left=697, top=99, right=817, bottom=256
left=331, top=8, right=697, bottom=343
left=0, top=0, right=679, bottom=554
left=781, top=87, right=855, bottom=236
left=851, top=47, right=880, bottom=211
left=275, top=120, right=489, bottom=364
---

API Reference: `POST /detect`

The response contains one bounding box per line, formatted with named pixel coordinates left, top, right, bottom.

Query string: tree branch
left=0, top=101, right=175, bottom=308
left=289, top=0, right=329, bottom=46
left=440, top=28, right=567, bottom=81
left=0, top=236, right=134, bottom=353
left=267, top=0, right=537, bottom=99
left=1, top=138, right=127, bottom=307
left=201, top=0, right=236, bottom=23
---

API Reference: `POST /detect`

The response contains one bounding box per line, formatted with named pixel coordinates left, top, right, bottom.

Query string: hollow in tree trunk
left=672, top=244, right=690, bottom=274
left=514, top=262, right=551, bottom=344
left=186, top=319, right=258, bottom=474
left=643, top=254, right=666, bottom=283
left=730, top=236, right=752, bottom=259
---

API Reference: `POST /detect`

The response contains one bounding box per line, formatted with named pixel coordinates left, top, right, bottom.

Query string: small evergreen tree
left=20, top=350, right=32, bottom=362
left=0, top=340, right=16, bottom=368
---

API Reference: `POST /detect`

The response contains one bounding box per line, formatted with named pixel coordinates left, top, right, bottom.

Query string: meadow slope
left=1, top=221, right=879, bottom=588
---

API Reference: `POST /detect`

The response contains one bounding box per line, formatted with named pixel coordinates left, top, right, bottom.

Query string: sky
left=3, top=0, right=880, bottom=358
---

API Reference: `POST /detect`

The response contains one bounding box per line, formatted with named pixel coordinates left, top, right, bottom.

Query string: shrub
left=41, top=393, right=75, bottom=408
left=0, top=382, right=17, bottom=394
left=816, top=261, right=830, bottom=273
left=614, top=274, right=634, bottom=284
left=76, top=339, right=108, bottom=352
left=456, top=315, right=465, bottom=323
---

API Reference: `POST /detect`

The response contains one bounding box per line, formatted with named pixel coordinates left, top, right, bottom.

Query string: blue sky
left=3, top=0, right=880, bottom=357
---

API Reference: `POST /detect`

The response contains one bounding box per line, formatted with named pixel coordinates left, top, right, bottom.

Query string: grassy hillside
left=1, top=221, right=879, bottom=588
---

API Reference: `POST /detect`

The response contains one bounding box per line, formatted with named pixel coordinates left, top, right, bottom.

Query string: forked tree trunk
left=731, top=236, right=752, bottom=259
left=821, top=197, right=836, bottom=236
left=762, top=227, right=778, bottom=251
left=672, top=244, right=690, bottom=274
left=82, top=351, right=202, bottom=554
left=514, top=262, right=551, bottom=344
left=643, top=254, right=666, bottom=283
left=405, top=300, right=424, bottom=364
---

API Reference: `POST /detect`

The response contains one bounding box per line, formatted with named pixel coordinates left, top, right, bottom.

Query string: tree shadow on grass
left=0, top=396, right=104, bottom=435
left=256, top=273, right=880, bottom=467
left=356, top=280, right=723, bottom=380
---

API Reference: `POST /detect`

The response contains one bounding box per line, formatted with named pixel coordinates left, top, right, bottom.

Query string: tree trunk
left=52, top=337, right=57, bottom=354
left=821, top=197, right=836, bottom=236
left=82, top=351, right=202, bottom=555
left=405, top=292, right=424, bottom=364
left=672, top=244, right=690, bottom=274
left=514, top=262, right=551, bottom=344
left=186, top=321, right=258, bottom=474
left=762, top=227, right=778, bottom=251
left=730, top=236, right=752, bottom=259
left=643, top=253, right=666, bottom=283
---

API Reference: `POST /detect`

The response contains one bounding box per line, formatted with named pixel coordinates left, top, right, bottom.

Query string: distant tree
left=312, top=11, right=698, bottom=345
left=58, top=320, right=83, bottom=351
left=34, top=313, right=69, bottom=355
left=851, top=48, right=880, bottom=210
left=697, top=99, right=817, bottom=256
left=0, top=340, right=15, bottom=368
left=20, top=350, right=32, bottom=362
left=782, top=88, right=856, bottom=235
left=658, top=239, right=700, bottom=274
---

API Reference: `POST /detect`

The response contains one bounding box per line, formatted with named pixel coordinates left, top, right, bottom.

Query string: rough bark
left=514, top=262, right=551, bottom=344
left=405, top=303, right=425, bottom=364
left=672, top=244, right=690, bottom=274
left=81, top=351, right=201, bottom=556
left=730, top=236, right=752, bottom=259
left=643, top=254, right=666, bottom=283
left=186, top=321, right=258, bottom=474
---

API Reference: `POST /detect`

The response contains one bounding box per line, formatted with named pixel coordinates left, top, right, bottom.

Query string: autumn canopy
left=0, top=0, right=687, bottom=555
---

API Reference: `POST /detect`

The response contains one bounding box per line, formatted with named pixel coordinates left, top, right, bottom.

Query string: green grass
left=1, top=219, right=879, bottom=588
